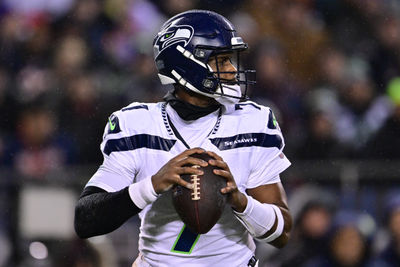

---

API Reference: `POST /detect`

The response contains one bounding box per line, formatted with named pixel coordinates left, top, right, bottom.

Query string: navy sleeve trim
left=103, top=134, right=176, bottom=155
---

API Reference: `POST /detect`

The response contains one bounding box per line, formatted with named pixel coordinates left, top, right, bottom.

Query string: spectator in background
left=0, top=67, right=19, bottom=165
left=363, top=77, right=400, bottom=158
left=273, top=199, right=334, bottom=267
left=229, top=11, right=261, bottom=50
left=5, top=106, right=75, bottom=178
left=53, top=34, right=89, bottom=83
left=305, top=46, right=348, bottom=127
left=101, top=0, right=164, bottom=68
left=0, top=12, right=25, bottom=72
left=65, top=0, right=112, bottom=64
left=343, top=0, right=400, bottom=94
left=371, top=194, right=400, bottom=266
left=332, top=74, right=390, bottom=154
left=314, top=46, right=348, bottom=92
left=62, top=239, right=100, bottom=267
left=3, top=0, right=74, bottom=17
left=123, top=53, right=166, bottom=102
left=247, top=0, right=329, bottom=88
left=296, top=111, right=343, bottom=159
left=153, top=0, right=199, bottom=17
left=306, top=211, right=375, bottom=267
left=57, top=73, right=109, bottom=164
left=15, top=65, right=54, bottom=105
left=308, top=72, right=392, bottom=157
left=250, top=39, right=305, bottom=150
left=298, top=46, right=349, bottom=158
left=20, top=13, right=53, bottom=67
left=369, top=15, right=400, bottom=93
left=305, top=45, right=393, bottom=158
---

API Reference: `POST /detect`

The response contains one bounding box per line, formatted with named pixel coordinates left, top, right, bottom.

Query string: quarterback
left=74, top=10, right=292, bottom=267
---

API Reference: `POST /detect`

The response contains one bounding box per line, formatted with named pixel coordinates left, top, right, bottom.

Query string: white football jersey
left=86, top=101, right=291, bottom=267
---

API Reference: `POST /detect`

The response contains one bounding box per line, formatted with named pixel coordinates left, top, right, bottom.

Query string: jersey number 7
left=171, top=224, right=200, bottom=254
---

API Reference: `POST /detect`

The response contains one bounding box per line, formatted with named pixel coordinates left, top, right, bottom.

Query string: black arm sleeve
left=74, top=186, right=142, bottom=238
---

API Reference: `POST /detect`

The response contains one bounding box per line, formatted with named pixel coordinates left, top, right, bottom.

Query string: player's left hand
left=206, top=151, right=248, bottom=213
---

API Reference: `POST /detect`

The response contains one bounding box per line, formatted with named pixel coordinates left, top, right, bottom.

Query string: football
left=172, top=152, right=227, bottom=234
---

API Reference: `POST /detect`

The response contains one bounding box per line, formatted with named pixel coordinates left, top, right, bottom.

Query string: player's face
left=208, top=53, right=237, bottom=82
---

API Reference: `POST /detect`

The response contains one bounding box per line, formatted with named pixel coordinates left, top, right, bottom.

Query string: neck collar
left=163, top=91, right=221, bottom=120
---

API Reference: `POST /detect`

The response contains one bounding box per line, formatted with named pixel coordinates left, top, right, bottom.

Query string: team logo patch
left=107, top=114, right=121, bottom=134
left=267, top=110, right=280, bottom=130
left=154, top=24, right=194, bottom=56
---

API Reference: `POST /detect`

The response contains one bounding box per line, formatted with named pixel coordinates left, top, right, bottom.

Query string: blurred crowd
left=258, top=186, right=400, bottom=267
left=0, top=0, right=400, bottom=266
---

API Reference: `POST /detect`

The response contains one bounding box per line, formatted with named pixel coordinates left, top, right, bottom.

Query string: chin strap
left=213, top=84, right=242, bottom=114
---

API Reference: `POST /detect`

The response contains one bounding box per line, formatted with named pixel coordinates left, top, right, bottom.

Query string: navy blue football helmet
left=153, top=10, right=255, bottom=99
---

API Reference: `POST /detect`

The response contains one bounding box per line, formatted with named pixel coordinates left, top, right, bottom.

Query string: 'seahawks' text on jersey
left=86, top=101, right=291, bottom=267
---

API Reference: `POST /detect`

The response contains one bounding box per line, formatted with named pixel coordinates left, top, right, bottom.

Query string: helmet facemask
left=199, top=45, right=256, bottom=101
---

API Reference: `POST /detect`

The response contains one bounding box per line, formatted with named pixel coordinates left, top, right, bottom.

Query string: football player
left=74, top=10, right=292, bottom=267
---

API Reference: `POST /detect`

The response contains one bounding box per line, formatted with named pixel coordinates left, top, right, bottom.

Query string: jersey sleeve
left=246, top=108, right=291, bottom=188
left=86, top=112, right=136, bottom=192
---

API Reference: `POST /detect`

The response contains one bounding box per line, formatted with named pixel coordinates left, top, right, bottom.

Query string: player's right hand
left=151, top=148, right=208, bottom=194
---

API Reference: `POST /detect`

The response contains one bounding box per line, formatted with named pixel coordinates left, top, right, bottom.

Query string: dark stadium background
left=0, top=0, right=400, bottom=266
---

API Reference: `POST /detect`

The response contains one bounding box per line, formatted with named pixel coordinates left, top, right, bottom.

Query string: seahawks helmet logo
left=154, top=25, right=194, bottom=57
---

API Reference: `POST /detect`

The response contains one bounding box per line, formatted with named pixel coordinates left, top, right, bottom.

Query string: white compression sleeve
left=233, top=194, right=284, bottom=242
left=128, top=176, right=159, bottom=209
